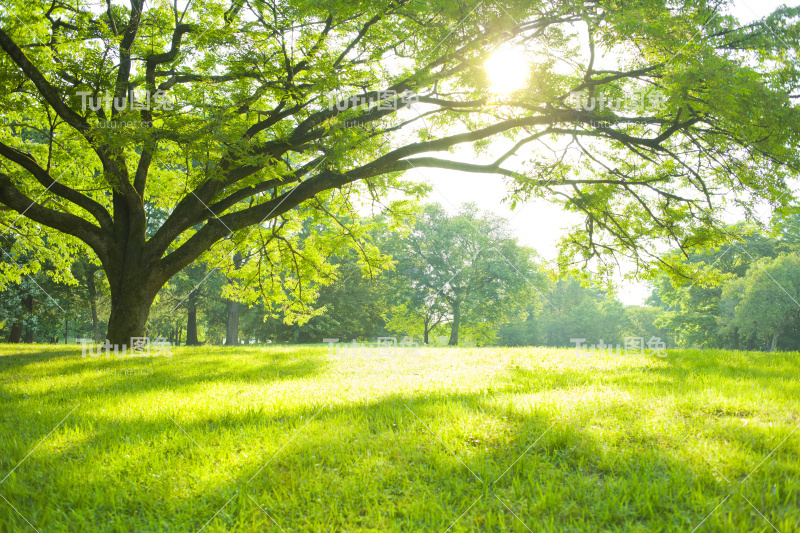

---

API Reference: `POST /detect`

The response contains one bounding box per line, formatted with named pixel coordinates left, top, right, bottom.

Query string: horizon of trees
left=2, top=204, right=798, bottom=352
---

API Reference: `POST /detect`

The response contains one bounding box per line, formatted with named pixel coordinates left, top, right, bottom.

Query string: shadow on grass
left=0, top=346, right=329, bottom=397
left=0, top=348, right=798, bottom=532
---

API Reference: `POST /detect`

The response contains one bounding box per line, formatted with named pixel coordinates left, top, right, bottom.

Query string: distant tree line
left=1, top=205, right=798, bottom=352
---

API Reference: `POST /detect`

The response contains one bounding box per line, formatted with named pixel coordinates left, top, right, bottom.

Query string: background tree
left=72, top=257, right=104, bottom=341
left=224, top=252, right=245, bottom=346
left=257, top=249, right=389, bottom=343
left=385, top=203, right=540, bottom=345
left=500, top=275, right=629, bottom=347
left=721, top=253, right=800, bottom=352
left=647, top=228, right=779, bottom=348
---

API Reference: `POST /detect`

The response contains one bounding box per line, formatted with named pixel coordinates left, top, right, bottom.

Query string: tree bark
left=85, top=267, right=100, bottom=341
left=423, top=315, right=429, bottom=345
left=105, top=275, right=161, bottom=345
left=225, top=300, right=240, bottom=346
left=769, top=329, right=780, bottom=352
left=7, top=322, right=22, bottom=343
left=225, top=251, right=243, bottom=346
left=22, top=295, right=34, bottom=343
left=185, top=296, right=200, bottom=346
left=448, top=301, right=460, bottom=346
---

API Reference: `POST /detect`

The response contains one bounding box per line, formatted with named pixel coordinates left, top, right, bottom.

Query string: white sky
left=421, top=0, right=797, bottom=306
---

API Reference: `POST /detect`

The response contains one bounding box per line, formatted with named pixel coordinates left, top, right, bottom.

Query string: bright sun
left=485, top=45, right=530, bottom=94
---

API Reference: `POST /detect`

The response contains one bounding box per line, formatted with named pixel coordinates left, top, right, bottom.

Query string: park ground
left=0, top=344, right=798, bottom=532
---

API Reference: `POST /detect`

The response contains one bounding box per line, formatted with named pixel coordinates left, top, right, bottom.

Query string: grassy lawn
left=0, top=344, right=798, bottom=532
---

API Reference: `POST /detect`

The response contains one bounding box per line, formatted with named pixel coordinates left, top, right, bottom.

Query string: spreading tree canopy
left=0, top=0, right=798, bottom=342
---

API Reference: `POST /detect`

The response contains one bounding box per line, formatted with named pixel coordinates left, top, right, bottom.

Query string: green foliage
left=1, top=0, right=799, bottom=340
left=498, top=275, right=652, bottom=348
left=251, top=250, right=390, bottom=343
left=650, top=216, right=800, bottom=351
left=382, top=203, right=542, bottom=345
left=723, top=253, right=800, bottom=351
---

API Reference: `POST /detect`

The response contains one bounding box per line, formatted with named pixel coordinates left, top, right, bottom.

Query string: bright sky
left=421, top=0, right=797, bottom=306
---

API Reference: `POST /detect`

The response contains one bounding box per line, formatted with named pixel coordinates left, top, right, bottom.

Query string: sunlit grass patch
left=0, top=345, right=798, bottom=531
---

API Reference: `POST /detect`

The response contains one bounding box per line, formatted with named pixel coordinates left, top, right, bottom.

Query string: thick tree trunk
left=185, top=297, right=200, bottom=346
left=7, top=322, right=22, bottom=343
left=769, top=329, right=780, bottom=352
left=448, top=302, right=460, bottom=346
left=225, top=300, right=240, bottom=346
left=106, top=278, right=160, bottom=345
left=423, top=316, right=429, bottom=345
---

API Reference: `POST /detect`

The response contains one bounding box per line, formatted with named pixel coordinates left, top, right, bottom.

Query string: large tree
left=0, top=0, right=798, bottom=343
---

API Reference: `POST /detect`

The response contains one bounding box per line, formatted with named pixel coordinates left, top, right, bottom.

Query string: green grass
left=0, top=344, right=798, bottom=532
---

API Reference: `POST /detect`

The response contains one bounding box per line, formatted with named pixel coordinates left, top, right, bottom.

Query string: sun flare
left=485, top=45, right=530, bottom=94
